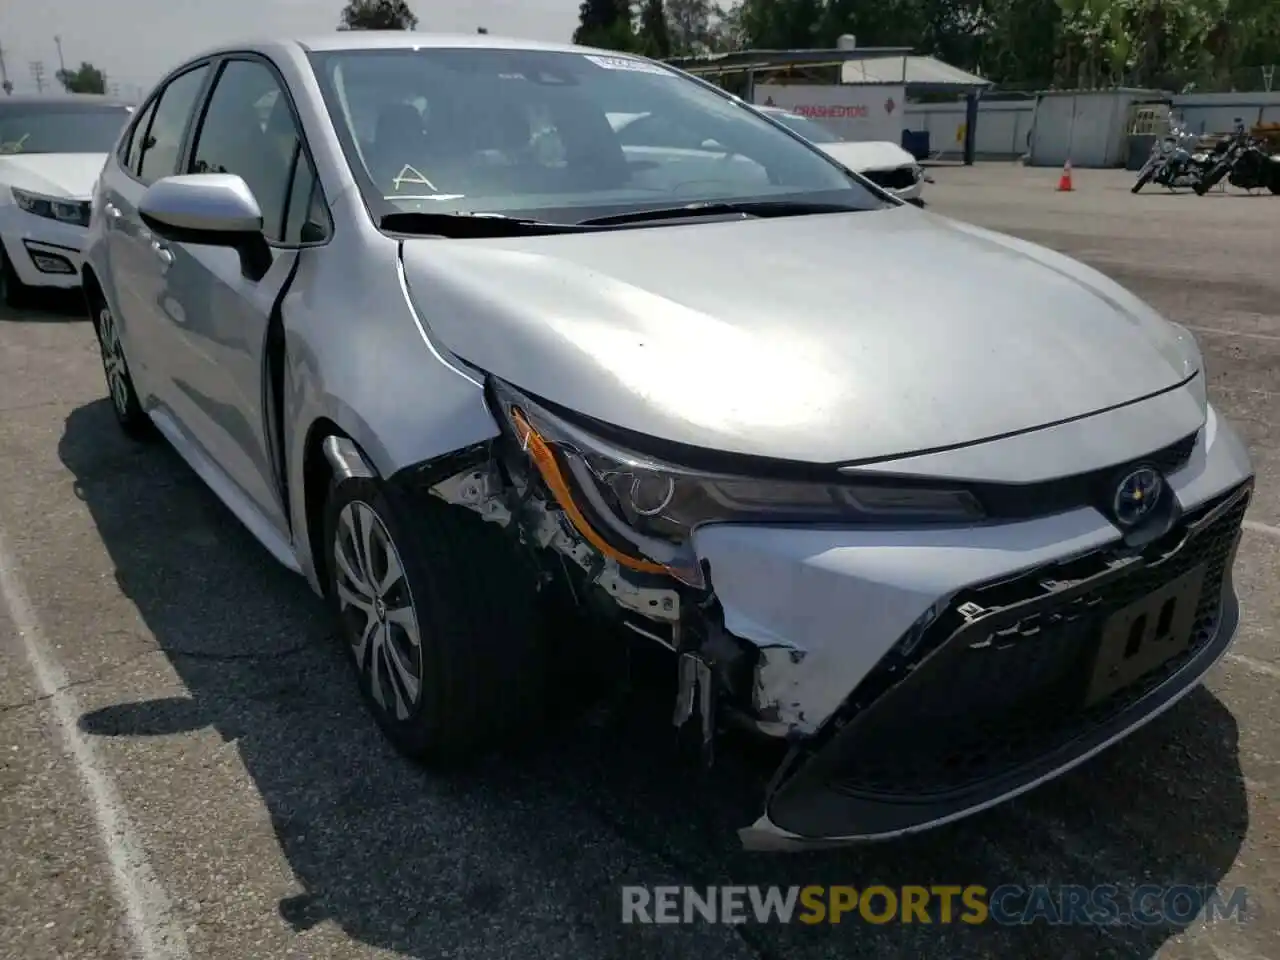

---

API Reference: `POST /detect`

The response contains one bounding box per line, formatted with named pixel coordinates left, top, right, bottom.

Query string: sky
left=0, top=0, right=582, bottom=99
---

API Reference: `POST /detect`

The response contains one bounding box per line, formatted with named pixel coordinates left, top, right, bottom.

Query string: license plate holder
left=1084, top=564, right=1207, bottom=707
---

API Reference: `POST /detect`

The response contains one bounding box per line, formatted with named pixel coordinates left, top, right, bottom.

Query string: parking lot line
left=1243, top=520, right=1280, bottom=540
left=1186, top=324, right=1280, bottom=343
left=0, top=524, right=191, bottom=960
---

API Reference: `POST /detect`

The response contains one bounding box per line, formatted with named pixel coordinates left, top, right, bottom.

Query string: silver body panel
left=85, top=36, right=500, bottom=592
left=402, top=208, right=1199, bottom=465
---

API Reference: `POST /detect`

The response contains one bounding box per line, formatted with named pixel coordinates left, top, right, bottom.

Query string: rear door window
left=121, top=99, right=158, bottom=175
left=137, top=65, right=210, bottom=184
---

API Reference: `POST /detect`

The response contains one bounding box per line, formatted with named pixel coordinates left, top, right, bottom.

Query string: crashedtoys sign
left=755, top=83, right=906, bottom=143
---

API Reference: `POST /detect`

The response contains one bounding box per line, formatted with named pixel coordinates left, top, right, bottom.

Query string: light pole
left=54, top=35, right=65, bottom=74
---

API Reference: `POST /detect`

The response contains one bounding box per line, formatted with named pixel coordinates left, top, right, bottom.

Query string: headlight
left=491, top=380, right=985, bottom=588
left=11, top=187, right=90, bottom=227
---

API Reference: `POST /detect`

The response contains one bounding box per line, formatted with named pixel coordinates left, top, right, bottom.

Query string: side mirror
left=138, top=173, right=272, bottom=281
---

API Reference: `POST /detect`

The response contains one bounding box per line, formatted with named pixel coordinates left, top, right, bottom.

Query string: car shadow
left=60, top=398, right=1250, bottom=959
left=0, top=289, right=85, bottom=321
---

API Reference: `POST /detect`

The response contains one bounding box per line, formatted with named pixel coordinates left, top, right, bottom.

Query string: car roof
left=186, top=32, right=606, bottom=62
left=297, top=32, right=588, bottom=54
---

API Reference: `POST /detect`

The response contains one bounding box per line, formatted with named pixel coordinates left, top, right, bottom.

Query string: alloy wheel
left=333, top=501, right=424, bottom=721
left=97, top=307, right=131, bottom=418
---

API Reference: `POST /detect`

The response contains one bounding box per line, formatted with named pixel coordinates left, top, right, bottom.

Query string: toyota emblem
left=1112, top=467, right=1164, bottom=528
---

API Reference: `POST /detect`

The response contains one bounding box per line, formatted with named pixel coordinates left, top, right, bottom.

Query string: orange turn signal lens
left=509, top=407, right=671, bottom=577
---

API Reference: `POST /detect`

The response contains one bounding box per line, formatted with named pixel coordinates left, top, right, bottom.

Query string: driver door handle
left=151, top=240, right=174, bottom=267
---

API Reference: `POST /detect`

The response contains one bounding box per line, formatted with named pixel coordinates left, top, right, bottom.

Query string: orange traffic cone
left=1056, top=160, right=1074, bottom=192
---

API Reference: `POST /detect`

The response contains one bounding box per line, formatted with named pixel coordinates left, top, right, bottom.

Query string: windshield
left=0, top=103, right=132, bottom=155
left=308, top=47, right=884, bottom=224
left=768, top=111, right=842, bottom=144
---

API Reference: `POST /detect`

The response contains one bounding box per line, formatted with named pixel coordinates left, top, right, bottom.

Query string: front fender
left=279, top=223, right=501, bottom=588
left=285, top=230, right=499, bottom=470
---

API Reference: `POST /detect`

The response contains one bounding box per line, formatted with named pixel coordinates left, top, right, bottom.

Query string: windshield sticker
left=392, top=165, right=436, bottom=192
left=583, top=54, right=672, bottom=76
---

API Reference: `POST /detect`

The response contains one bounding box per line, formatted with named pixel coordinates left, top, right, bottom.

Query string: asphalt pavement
left=1, top=163, right=1278, bottom=960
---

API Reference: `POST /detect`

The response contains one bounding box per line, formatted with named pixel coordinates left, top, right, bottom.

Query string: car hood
left=814, top=140, right=918, bottom=173
left=0, top=153, right=106, bottom=199
left=402, top=207, right=1199, bottom=465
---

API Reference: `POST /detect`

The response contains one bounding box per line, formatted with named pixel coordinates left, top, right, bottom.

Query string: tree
left=637, top=0, right=673, bottom=56
left=573, top=0, right=636, bottom=50
left=711, top=3, right=749, bottom=51
left=736, top=0, right=824, bottom=48
left=56, top=61, right=106, bottom=95
left=682, top=0, right=1280, bottom=91
left=338, top=0, right=418, bottom=30
left=667, top=0, right=723, bottom=53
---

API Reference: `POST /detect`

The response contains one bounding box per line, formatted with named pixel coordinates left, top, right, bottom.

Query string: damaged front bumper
left=699, top=408, right=1252, bottom=848
left=735, top=484, right=1245, bottom=849
left=426, top=382, right=1252, bottom=849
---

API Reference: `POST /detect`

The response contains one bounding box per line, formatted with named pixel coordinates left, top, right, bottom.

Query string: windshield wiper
left=380, top=200, right=866, bottom=237
left=379, top=210, right=590, bottom=237
left=575, top=199, right=865, bottom=227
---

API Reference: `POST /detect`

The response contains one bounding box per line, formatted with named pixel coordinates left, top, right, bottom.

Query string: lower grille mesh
left=825, top=485, right=1249, bottom=801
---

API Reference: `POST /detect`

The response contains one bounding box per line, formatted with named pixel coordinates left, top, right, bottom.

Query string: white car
left=0, top=94, right=133, bottom=306
left=758, top=105, right=927, bottom=204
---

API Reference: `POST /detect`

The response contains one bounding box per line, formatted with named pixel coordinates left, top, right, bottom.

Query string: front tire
left=0, top=248, right=32, bottom=309
left=1131, top=167, right=1153, bottom=193
left=93, top=302, right=153, bottom=440
left=323, top=474, right=548, bottom=765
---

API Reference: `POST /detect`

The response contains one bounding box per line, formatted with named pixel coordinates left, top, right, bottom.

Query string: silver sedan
left=81, top=33, right=1254, bottom=850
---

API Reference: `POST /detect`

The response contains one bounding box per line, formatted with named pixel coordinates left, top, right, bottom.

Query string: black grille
left=1147, top=430, right=1200, bottom=474
left=862, top=167, right=919, bottom=191
left=820, top=482, right=1248, bottom=801
left=970, top=429, right=1199, bottom=520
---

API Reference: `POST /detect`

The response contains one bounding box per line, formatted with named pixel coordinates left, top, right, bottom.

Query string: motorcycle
left=1193, top=120, right=1280, bottom=195
left=1131, top=117, right=1220, bottom=193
